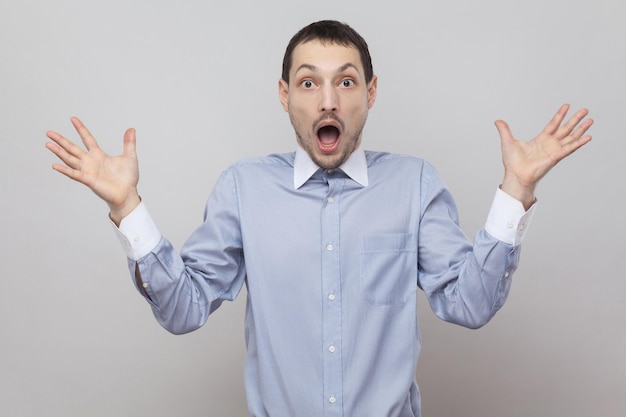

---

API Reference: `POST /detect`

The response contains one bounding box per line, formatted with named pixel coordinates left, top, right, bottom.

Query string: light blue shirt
left=114, top=146, right=535, bottom=417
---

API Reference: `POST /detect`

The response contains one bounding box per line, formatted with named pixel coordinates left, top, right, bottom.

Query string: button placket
left=320, top=175, right=344, bottom=414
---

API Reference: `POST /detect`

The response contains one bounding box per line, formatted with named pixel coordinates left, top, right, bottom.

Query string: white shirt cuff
left=484, top=188, right=537, bottom=246
left=111, top=202, right=162, bottom=260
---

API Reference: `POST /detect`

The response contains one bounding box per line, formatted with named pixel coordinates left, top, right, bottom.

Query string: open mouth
left=317, top=125, right=341, bottom=154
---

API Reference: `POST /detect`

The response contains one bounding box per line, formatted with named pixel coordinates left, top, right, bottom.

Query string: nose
left=319, top=84, right=338, bottom=113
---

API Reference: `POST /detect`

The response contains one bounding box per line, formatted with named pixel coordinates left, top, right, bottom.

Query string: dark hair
left=281, top=20, right=374, bottom=84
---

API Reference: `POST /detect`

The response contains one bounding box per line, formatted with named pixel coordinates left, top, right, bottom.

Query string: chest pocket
left=360, top=233, right=418, bottom=305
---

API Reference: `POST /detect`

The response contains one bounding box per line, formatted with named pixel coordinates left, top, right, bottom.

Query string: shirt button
left=326, top=244, right=334, bottom=251
left=327, top=196, right=334, bottom=203
left=518, top=223, right=525, bottom=231
left=327, top=169, right=334, bottom=175
left=504, top=270, right=510, bottom=278
left=328, top=293, right=336, bottom=301
left=133, top=235, right=140, bottom=243
left=506, top=221, right=514, bottom=229
left=142, top=282, right=149, bottom=289
left=329, top=396, right=337, bottom=404
left=328, top=345, right=336, bottom=353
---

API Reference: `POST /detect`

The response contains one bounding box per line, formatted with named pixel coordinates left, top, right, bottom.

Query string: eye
left=300, top=79, right=315, bottom=89
left=341, top=79, right=355, bottom=88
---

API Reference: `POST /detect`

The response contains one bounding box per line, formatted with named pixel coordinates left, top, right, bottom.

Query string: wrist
left=500, top=175, right=536, bottom=211
left=109, top=191, right=141, bottom=226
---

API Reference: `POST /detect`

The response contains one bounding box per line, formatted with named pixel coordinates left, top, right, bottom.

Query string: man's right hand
left=46, top=117, right=141, bottom=226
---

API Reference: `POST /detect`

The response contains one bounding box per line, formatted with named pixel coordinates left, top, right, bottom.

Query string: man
left=46, top=20, right=592, bottom=417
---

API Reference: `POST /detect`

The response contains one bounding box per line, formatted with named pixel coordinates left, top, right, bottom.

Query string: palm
left=495, top=104, right=593, bottom=204
left=76, top=145, right=138, bottom=205
left=504, top=130, right=569, bottom=186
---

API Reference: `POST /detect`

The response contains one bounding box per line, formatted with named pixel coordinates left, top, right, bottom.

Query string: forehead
left=290, top=39, right=363, bottom=75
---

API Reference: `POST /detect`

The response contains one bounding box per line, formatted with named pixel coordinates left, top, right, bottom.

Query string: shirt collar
left=294, top=144, right=369, bottom=189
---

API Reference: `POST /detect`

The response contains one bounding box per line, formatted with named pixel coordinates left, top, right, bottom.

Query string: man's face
left=279, top=40, right=377, bottom=169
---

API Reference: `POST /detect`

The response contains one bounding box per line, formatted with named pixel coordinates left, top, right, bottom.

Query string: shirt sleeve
left=484, top=188, right=537, bottom=246
left=110, top=169, right=246, bottom=335
left=110, top=202, right=162, bottom=260
left=416, top=163, right=531, bottom=329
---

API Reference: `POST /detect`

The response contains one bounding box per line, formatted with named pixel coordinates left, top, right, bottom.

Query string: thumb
left=123, top=127, right=137, bottom=158
left=494, top=119, right=514, bottom=147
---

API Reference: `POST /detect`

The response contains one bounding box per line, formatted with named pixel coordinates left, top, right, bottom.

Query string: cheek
left=346, top=105, right=368, bottom=124
left=289, top=103, right=313, bottom=123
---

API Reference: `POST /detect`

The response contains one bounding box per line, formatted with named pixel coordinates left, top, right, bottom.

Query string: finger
left=50, top=159, right=95, bottom=186
left=45, top=137, right=83, bottom=179
left=494, top=119, right=514, bottom=146
left=561, top=118, right=594, bottom=146
left=123, top=127, right=137, bottom=158
left=50, top=162, right=83, bottom=182
left=559, top=134, right=592, bottom=159
left=46, top=130, right=86, bottom=159
left=556, top=108, right=590, bottom=139
left=70, top=117, right=100, bottom=152
left=542, top=103, right=570, bottom=135
left=45, top=140, right=82, bottom=169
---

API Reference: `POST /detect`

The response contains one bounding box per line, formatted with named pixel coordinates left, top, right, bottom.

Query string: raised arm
left=45, top=117, right=141, bottom=225
left=496, top=104, right=593, bottom=209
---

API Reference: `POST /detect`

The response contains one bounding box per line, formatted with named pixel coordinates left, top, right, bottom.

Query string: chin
left=314, top=153, right=347, bottom=170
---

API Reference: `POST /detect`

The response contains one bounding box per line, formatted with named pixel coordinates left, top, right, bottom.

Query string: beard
left=290, top=111, right=366, bottom=170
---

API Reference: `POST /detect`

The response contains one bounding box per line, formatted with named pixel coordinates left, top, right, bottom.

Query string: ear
left=367, top=75, right=378, bottom=109
left=278, top=78, right=289, bottom=112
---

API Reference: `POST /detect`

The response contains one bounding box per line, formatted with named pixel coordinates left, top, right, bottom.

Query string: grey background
left=1, top=0, right=624, bottom=416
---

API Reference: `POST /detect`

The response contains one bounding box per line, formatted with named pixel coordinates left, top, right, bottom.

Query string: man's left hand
left=495, top=103, right=593, bottom=210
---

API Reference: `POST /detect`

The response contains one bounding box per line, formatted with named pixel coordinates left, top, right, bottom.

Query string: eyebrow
left=294, top=62, right=360, bottom=76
